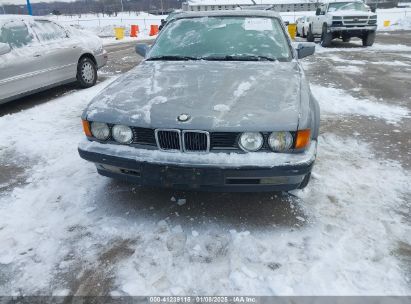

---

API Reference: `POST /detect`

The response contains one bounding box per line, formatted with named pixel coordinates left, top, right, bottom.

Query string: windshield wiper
left=201, top=55, right=276, bottom=62
left=146, top=55, right=199, bottom=61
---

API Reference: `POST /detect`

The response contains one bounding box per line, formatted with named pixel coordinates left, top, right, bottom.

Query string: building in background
left=182, top=0, right=319, bottom=12
left=182, top=0, right=399, bottom=12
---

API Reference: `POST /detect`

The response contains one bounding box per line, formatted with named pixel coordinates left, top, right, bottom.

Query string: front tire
left=77, top=57, right=97, bottom=88
left=320, top=24, right=333, bottom=47
left=362, top=31, right=376, bottom=47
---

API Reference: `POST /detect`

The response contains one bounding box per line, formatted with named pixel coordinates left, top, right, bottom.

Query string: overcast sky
left=0, top=0, right=75, bottom=4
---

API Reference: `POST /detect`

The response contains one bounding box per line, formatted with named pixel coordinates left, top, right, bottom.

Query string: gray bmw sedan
left=78, top=10, right=320, bottom=192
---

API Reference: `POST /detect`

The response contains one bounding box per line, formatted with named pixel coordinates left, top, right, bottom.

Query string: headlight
left=90, top=122, right=110, bottom=140
left=239, top=132, right=264, bottom=152
left=268, top=131, right=293, bottom=152
left=112, top=124, right=133, bottom=144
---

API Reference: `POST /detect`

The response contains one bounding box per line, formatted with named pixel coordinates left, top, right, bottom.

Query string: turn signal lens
left=295, top=129, right=311, bottom=149
left=82, top=120, right=92, bottom=137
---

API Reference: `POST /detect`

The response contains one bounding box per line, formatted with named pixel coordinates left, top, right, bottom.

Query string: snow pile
left=112, top=133, right=411, bottom=295
left=51, top=12, right=165, bottom=38
left=315, top=43, right=411, bottom=53
left=0, top=80, right=117, bottom=293
left=384, top=17, right=411, bottom=31
left=334, top=65, right=363, bottom=74
left=311, top=84, right=410, bottom=124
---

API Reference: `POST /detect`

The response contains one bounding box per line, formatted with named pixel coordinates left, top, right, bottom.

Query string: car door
left=29, top=19, right=81, bottom=84
left=313, top=4, right=326, bottom=34
left=0, top=19, right=48, bottom=102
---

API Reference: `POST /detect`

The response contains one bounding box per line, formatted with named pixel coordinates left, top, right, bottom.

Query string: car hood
left=85, top=60, right=303, bottom=131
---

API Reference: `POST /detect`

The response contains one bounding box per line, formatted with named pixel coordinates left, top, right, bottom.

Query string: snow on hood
left=85, top=60, right=304, bottom=132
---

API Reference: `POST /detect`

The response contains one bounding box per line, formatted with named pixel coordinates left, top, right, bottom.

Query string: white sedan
left=0, top=15, right=107, bottom=104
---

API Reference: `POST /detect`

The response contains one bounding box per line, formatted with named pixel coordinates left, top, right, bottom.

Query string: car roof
left=172, top=10, right=282, bottom=20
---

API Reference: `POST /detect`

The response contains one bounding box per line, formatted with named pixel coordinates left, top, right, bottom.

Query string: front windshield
left=328, top=2, right=369, bottom=12
left=148, top=16, right=292, bottom=62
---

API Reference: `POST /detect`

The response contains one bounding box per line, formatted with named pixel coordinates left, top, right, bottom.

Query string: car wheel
left=320, top=24, right=332, bottom=47
left=362, top=31, right=376, bottom=47
left=298, top=173, right=311, bottom=189
left=77, top=57, right=97, bottom=88
left=307, top=26, right=314, bottom=42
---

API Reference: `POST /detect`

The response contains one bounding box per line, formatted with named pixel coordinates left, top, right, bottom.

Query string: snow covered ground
left=0, top=35, right=410, bottom=296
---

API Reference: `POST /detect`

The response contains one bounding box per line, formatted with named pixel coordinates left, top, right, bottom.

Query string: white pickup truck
left=307, top=0, right=377, bottom=47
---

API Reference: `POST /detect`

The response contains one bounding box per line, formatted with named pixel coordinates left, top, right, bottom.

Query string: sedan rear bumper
left=78, top=139, right=317, bottom=192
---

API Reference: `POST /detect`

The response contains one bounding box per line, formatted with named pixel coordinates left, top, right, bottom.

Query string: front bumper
left=95, top=50, right=108, bottom=69
left=78, top=139, right=317, bottom=192
left=329, top=25, right=377, bottom=32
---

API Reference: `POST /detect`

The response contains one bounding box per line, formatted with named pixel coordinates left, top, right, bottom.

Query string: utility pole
left=26, top=0, right=33, bottom=15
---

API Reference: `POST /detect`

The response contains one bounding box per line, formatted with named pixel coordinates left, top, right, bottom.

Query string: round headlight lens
left=112, top=124, right=133, bottom=144
left=268, top=131, right=293, bottom=152
left=90, top=122, right=110, bottom=140
left=239, top=132, right=264, bottom=152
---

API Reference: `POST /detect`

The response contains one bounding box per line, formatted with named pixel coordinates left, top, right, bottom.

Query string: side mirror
left=371, top=7, right=376, bottom=13
left=296, top=42, right=315, bottom=59
left=316, top=8, right=321, bottom=15
left=0, top=42, right=11, bottom=55
left=135, top=43, right=150, bottom=57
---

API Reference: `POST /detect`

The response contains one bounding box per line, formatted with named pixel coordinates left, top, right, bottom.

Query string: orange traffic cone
left=130, top=25, right=139, bottom=37
left=149, top=24, right=159, bottom=36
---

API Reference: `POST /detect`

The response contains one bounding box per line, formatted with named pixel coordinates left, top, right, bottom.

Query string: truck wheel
left=307, top=26, right=314, bottom=42
left=320, top=24, right=332, bottom=47
left=77, top=57, right=97, bottom=88
left=298, top=173, right=311, bottom=189
left=362, top=31, right=376, bottom=47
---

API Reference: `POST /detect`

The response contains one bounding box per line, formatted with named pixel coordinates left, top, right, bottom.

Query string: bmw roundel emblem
left=178, top=113, right=190, bottom=122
